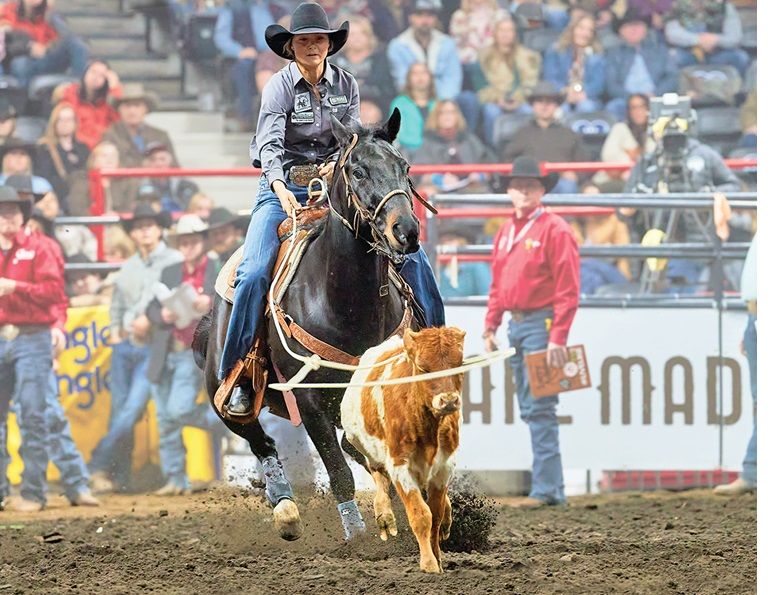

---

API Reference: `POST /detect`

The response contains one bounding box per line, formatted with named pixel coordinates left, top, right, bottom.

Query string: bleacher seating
left=679, top=65, right=742, bottom=107
left=565, top=111, right=616, bottom=161
left=14, top=116, right=47, bottom=143
left=491, top=112, right=532, bottom=152
left=695, top=106, right=743, bottom=156
left=0, top=76, right=28, bottom=115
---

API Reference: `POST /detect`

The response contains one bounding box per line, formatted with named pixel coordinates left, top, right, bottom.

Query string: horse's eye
left=353, top=169, right=365, bottom=180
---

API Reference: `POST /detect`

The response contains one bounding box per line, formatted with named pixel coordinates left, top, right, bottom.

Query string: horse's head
left=330, top=109, right=420, bottom=260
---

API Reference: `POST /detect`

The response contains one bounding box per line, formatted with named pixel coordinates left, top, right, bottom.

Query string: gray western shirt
left=250, top=60, right=361, bottom=187
left=109, top=241, right=183, bottom=344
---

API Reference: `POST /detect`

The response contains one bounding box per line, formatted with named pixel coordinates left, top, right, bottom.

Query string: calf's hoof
left=420, top=556, right=442, bottom=574
left=376, top=511, right=398, bottom=541
left=273, top=499, right=303, bottom=541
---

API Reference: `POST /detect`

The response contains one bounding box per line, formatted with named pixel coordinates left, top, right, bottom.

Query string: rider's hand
left=273, top=181, right=301, bottom=215
left=318, top=161, right=336, bottom=184
left=51, top=327, right=66, bottom=358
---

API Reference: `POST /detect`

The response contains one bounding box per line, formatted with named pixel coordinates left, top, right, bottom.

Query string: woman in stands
left=389, top=62, right=437, bottom=151
left=411, top=99, right=492, bottom=194
left=469, top=16, right=541, bottom=146
left=36, top=103, right=90, bottom=205
left=543, top=14, right=605, bottom=114
left=56, top=60, right=122, bottom=149
left=220, top=2, right=443, bottom=416
left=593, top=93, right=654, bottom=191
left=449, top=0, right=508, bottom=65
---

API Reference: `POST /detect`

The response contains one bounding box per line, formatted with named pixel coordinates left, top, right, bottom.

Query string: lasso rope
left=266, top=162, right=516, bottom=392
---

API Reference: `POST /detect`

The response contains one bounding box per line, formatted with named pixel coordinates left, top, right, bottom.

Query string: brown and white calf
left=341, top=327, right=466, bottom=574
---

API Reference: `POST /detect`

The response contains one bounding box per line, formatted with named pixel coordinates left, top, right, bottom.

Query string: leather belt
left=509, top=309, right=550, bottom=322
left=0, top=324, right=49, bottom=341
left=287, top=163, right=320, bottom=186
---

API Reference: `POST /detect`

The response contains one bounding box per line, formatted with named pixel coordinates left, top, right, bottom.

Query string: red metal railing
left=87, top=158, right=758, bottom=259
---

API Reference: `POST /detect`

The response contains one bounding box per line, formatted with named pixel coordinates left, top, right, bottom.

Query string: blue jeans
left=219, top=176, right=445, bottom=378
left=10, top=35, right=90, bottom=87
left=580, top=259, right=628, bottom=295
left=46, top=372, right=90, bottom=500
left=153, top=350, right=222, bottom=489
left=674, top=47, right=750, bottom=76
left=0, top=331, right=52, bottom=504
left=89, top=340, right=151, bottom=488
left=507, top=310, right=565, bottom=504
left=232, top=57, right=257, bottom=120
left=742, top=314, right=757, bottom=485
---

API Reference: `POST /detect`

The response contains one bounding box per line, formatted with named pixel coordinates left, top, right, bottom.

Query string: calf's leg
left=427, top=484, right=448, bottom=570
left=370, top=468, right=398, bottom=541
left=394, top=478, right=440, bottom=573
left=440, top=492, right=452, bottom=542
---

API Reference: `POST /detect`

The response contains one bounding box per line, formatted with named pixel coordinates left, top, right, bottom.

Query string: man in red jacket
left=0, top=185, right=66, bottom=512
left=0, top=0, right=90, bottom=88
left=483, top=156, right=580, bottom=508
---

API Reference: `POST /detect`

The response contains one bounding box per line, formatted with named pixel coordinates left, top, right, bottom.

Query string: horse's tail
left=192, top=309, right=212, bottom=370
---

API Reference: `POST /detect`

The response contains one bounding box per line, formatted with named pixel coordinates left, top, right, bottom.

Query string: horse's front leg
left=299, top=389, right=366, bottom=540
left=228, top=417, right=303, bottom=541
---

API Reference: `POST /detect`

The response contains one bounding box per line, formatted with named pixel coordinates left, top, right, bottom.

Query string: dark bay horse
left=193, top=109, right=422, bottom=540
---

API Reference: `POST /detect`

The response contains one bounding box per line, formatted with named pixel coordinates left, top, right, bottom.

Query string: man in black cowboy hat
left=88, top=204, right=182, bottom=494
left=142, top=142, right=199, bottom=213
left=483, top=155, right=580, bottom=509
left=0, top=185, right=67, bottom=511
left=0, top=138, right=54, bottom=194
left=207, top=206, right=245, bottom=268
left=214, top=0, right=288, bottom=130
left=501, top=81, right=589, bottom=194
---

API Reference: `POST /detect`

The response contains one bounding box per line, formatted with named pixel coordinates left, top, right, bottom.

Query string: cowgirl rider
left=221, top=2, right=444, bottom=416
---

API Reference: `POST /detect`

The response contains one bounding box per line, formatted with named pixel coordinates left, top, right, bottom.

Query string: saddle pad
left=215, top=245, right=244, bottom=304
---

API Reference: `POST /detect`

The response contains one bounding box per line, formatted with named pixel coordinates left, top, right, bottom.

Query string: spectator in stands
left=207, top=206, right=244, bottom=266
left=0, top=138, right=50, bottom=189
left=738, top=89, right=756, bottom=150
left=571, top=183, right=632, bottom=294
left=387, top=0, right=463, bottom=102
left=104, top=224, right=135, bottom=262
left=142, top=142, right=199, bottom=213
left=102, top=84, right=177, bottom=169
left=333, top=16, right=396, bottom=114
left=6, top=173, right=97, bottom=260
left=470, top=16, right=541, bottom=146
left=186, top=192, right=215, bottom=222
left=665, top=0, right=748, bottom=75
left=0, top=102, right=18, bottom=145
left=366, top=0, right=412, bottom=43
left=483, top=155, right=580, bottom=509
left=411, top=99, right=492, bottom=194
left=593, top=93, right=655, bottom=191
left=389, top=62, right=437, bottom=151
left=714, top=235, right=756, bottom=496
left=35, top=103, right=90, bottom=206
left=502, top=82, right=590, bottom=194
left=56, top=60, right=123, bottom=150
left=604, top=12, right=678, bottom=120
left=0, top=186, right=66, bottom=512
left=543, top=14, right=605, bottom=114
left=449, top=0, right=508, bottom=66
left=214, top=0, right=287, bottom=131
left=0, top=0, right=90, bottom=88
left=66, top=141, right=141, bottom=216
left=89, top=205, right=182, bottom=494
left=437, top=224, right=491, bottom=298
left=626, top=0, right=675, bottom=33
left=146, top=215, right=221, bottom=496
left=360, top=99, right=383, bottom=126
left=65, top=253, right=112, bottom=307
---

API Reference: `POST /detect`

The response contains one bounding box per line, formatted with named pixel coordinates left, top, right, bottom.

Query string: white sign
left=447, top=307, right=752, bottom=472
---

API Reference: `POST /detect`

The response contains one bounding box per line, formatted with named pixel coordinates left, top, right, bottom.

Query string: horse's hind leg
left=302, top=399, right=365, bottom=539
left=225, top=417, right=303, bottom=541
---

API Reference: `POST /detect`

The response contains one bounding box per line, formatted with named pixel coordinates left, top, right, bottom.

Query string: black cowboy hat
left=614, top=10, right=651, bottom=33
left=5, top=174, right=47, bottom=202
left=120, top=203, right=171, bottom=233
left=265, top=2, right=349, bottom=60
left=0, top=137, right=38, bottom=163
left=502, top=156, right=559, bottom=194
left=526, top=81, right=565, bottom=105
left=208, top=206, right=246, bottom=230
left=0, top=185, right=31, bottom=222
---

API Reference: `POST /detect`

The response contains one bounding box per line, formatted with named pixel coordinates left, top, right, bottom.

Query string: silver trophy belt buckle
left=0, top=325, right=20, bottom=341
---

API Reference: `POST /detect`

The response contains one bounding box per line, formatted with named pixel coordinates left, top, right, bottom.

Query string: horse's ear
left=331, top=115, right=352, bottom=147
left=384, top=108, right=401, bottom=143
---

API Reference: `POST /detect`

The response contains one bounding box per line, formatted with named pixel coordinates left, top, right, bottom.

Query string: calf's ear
left=403, top=328, right=418, bottom=359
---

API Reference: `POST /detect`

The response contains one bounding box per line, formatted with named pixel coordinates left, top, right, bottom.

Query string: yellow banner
left=8, top=305, right=215, bottom=486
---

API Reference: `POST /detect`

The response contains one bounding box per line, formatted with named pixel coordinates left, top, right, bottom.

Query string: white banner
left=447, top=307, right=752, bottom=472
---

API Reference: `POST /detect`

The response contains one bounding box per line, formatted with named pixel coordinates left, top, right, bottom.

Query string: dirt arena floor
left=0, top=487, right=756, bottom=594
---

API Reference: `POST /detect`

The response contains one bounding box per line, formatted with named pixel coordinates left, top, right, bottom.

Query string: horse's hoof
left=273, top=499, right=303, bottom=541
left=338, top=500, right=366, bottom=540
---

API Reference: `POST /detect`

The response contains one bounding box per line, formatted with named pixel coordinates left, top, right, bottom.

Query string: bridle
left=326, top=132, right=436, bottom=264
